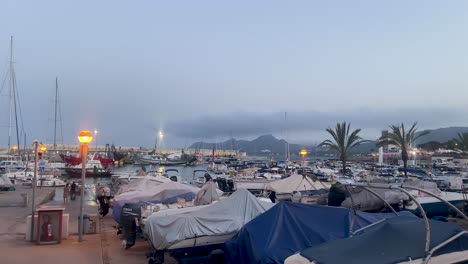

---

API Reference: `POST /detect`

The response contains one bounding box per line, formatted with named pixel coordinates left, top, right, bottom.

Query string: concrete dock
left=0, top=185, right=153, bottom=264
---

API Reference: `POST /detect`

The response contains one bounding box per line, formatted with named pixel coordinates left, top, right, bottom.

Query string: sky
left=1, top=1, right=468, bottom=148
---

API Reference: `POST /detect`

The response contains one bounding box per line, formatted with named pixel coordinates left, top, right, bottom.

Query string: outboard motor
left=204, top=173, right=212, bottom=182
left=120, top=203, right=142, bottom=249
left=328, top=183, right=346, bottom=207
left=227, top=179, right=235, bottom=192
left=217, top=178, right=228, bottom=192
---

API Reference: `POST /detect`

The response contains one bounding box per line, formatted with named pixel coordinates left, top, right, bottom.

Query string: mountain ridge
left=189, top=127, right=468, bottom=155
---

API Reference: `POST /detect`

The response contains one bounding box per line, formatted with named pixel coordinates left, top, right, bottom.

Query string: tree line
left=319, top=122, right=429, bottom=177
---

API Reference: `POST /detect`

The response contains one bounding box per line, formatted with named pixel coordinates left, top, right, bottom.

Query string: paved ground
left=0, top=186, right=154, bottom=264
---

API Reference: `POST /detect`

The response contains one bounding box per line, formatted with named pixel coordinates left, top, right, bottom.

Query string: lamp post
left=30, top=140, right=39, bottom=242
left=78, top=130, right=93, bottom=242
left=158, top=131, right=164, bottom=153
left=155, top=131, right=164, bottom=153
left=94, top=129, right=98, bottom=151
left=300, top=149, right=308, bottom=167
left=38, top=144, right=47, bottom=188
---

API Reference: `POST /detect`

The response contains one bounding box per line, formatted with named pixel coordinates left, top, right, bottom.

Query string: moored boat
left=65, top=159, right=112, bottom=177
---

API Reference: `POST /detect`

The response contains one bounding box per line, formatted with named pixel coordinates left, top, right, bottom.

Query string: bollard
left=20, top=193, right=28, bottom=207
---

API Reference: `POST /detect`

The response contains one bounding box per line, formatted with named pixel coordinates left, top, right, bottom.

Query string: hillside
left=189, top=134, right=305, bottom=156
left=189, top=127, right=468, bottom=156
left=415, top=126, right=468, bottom=144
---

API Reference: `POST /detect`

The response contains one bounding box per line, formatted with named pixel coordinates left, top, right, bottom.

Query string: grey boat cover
left=265, top=174, right=330, bottom=194
left=0, top=174, right=13, bottom=186
left=115, top=177, right=170, bottom=195
left=144, top=188, right=274, bottom=250
left=341, top=187, right=409, bottom=211
left=193, top=181, right=220, bottom=206
left=301, top=216, right=468, bottom=264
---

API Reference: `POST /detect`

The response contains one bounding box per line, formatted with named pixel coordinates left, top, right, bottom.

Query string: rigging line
left=12, top=69, right=26, bottom=138
left=57, top=85, right=64, bottom=145
left=0, top=61, right=9, bottom=94
left=13, top=73, right=21, bottom=153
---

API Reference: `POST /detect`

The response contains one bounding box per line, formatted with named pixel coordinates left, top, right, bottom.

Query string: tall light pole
left=78, top=130, right=93, bottom=242
left=158, top=131, right=164, bottom=153
left=94, top=129, right=98, bottom=151
left=300, top=149, right=308, bottom=167
left=30, top=140, right=39, bottom=242
left=38, top=144, right=47, bottom=189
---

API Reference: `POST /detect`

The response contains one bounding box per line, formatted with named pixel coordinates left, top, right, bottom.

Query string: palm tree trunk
left=342, top=158, right=346, bottom=176
left=403, top=159, right=408, bottom=178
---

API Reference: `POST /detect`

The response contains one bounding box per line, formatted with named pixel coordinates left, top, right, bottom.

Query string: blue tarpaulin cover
left=300, top=216, right=468, bottom=264
left=224, top=202, right=415, bottom=264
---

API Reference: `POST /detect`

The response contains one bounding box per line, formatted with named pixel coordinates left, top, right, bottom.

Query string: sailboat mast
left=284, top=112, right=290, bottom=162
left=8, top=36, right=14, bottom=153
left=54, top=77, right=58, bottom=150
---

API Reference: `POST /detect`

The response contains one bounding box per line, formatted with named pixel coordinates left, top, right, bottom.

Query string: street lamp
left=94, top=129, right=98, bottom=151
left=78, top=130, right=93, bottom=242
left=30, top=140, right=39, bottom=242
left=300, top=149, right=308, bottom=166
left=156, top=131, right=164, bottom=153
left=12, top=145, right=18, bottom=153
left=38, top=144, right=47, bottom=189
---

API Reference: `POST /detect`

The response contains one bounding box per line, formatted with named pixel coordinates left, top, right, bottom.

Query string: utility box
left=26, top=213, right=69, bottom=241
left=36, top=207, right=65, bottom=245
left=84, top=214, right=99, bottom=234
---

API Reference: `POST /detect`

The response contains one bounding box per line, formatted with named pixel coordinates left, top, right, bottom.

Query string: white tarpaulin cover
left=0, top=174, right=12, bottom=186
left=115, top=177, right=170, bottom=195
left=112, top=181, right=201, bottom=223
left=114, top=181, right=200, bottom=203
left=265, top=174, right=330, bottom=194
left=193, top=181, right=221, bottom=206
left=144, top=188, right=274, bottom=250
left=405, top=180, right=442, bottom=197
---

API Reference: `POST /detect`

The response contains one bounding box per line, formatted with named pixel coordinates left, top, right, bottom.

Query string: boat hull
left=65, top=168, right=112, bottom=178
left=408, top=200, right=466, bottom=217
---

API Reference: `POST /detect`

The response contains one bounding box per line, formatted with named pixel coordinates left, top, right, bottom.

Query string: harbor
left=3, top=1, right=468, bottom=263
left=0, top=147, right=467, bottom=263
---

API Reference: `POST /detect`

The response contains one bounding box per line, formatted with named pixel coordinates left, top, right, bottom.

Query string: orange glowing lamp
left=40, top=144, right=47, bottom=152
left=12, top=145, right=18, bottom=151
left=300, top=149, right=308, bottom=157
left=78, top=130, right=93, bottom=144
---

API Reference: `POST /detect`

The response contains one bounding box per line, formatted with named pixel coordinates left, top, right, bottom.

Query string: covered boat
left=224, top=202, right=415, bottom=264
left=403, top=180, right=467, bottom=217
left=112, top=181, right=200, bottom=223
left=265, top=174, right=330, bottom=203
left=114, top=177, right=171, bottom=196
left=265, top=174, right=330, bottom=194
left=144, top=188, right=274, bottom=250
left=285, top=216, right=468, bottom=264
left=0, top=174, right=15, bottom=191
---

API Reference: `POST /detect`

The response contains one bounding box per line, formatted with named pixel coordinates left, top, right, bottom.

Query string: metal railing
left=342, top=182, right=468, bottom=260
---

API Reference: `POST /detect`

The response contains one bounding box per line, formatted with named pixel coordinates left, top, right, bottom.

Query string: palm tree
left=319, top=122, right=367, bottom=176
left=377, top=122, right=428, bottom=177
left=453, top=132, right=468, bottom=151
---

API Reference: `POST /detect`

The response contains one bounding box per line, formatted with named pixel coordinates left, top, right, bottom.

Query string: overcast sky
left=1, top=1, right=468, bottom=148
